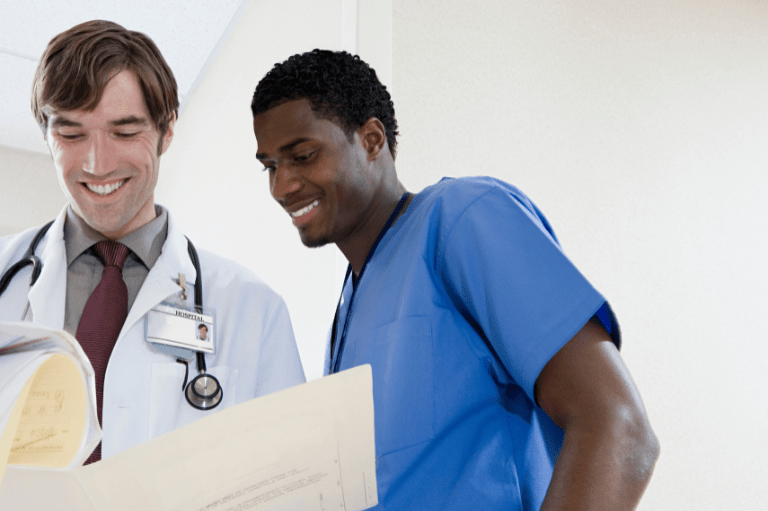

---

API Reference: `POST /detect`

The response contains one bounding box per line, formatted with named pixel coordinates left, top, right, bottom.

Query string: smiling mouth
left=291, top=200, right=319, bottom=218
left=84, top=180, right=126, bottom=196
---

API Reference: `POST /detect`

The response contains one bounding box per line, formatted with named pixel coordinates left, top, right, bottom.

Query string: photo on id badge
left=196, top=322, right=212, bottom=343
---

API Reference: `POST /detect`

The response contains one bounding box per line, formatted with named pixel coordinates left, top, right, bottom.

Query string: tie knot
left=94, top=240, right=130, bottom=269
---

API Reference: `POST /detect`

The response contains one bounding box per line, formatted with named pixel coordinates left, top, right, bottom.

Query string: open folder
left=0, top=322, right=377, bottom=511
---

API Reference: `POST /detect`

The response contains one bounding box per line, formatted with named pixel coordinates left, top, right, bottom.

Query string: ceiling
left=0, top=0, right=249, bottom=154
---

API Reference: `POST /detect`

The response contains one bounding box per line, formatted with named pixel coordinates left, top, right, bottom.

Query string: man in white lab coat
left=0, top=20, right=305, bottom=462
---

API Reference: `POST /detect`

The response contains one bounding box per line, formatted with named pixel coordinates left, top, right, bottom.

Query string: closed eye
left=293, top=151, right=314, bottom=163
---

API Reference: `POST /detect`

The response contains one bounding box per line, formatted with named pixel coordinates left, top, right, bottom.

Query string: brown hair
left=31, top=20, right=179, bottom=140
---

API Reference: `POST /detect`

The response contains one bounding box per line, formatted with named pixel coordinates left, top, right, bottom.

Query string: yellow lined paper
left=3, top=354, right=86, bottom=469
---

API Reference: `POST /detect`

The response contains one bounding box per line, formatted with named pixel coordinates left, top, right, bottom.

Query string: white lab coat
left=0, top=207, right=305, bottom=458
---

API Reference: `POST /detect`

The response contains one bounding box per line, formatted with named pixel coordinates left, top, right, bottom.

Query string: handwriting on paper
left=7, top=354, right=86, bottom=467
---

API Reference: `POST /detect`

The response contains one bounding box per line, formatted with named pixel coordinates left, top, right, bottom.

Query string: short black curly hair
left=251, top=49, right=398, bottom=157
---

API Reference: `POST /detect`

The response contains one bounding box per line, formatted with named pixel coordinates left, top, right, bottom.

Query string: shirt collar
left=64, top=205, right=169, bottom=269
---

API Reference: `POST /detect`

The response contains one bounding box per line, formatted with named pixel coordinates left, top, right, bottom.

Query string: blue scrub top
left=328, top=177, right=619, bottom=510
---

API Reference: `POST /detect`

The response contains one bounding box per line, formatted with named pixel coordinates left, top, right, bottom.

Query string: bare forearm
left=535, top=319, right=660, bottom=509
left=541, top=413, right=660, bottom=510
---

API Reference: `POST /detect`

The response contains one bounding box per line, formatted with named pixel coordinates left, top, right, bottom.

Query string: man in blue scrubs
left=251, top=50, right=659, bottom=510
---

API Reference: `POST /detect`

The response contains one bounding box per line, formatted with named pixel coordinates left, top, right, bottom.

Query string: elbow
left=618, top=408, right=661, bottom=489
left=638, top=423, right=660, bottom=483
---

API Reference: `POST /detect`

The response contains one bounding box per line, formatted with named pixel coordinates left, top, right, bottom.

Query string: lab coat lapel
left=119, top=210, right=197, bottom=339
left=26, top=208, right=68, bottom=329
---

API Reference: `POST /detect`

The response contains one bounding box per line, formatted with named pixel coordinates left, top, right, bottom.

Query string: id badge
left=146, top=300, right=216, bottom=355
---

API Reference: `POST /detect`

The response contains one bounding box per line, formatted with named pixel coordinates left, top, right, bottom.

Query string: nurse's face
left=253, top=99, right=380, bottom=248
left=45, top=70, right=174, bottom=240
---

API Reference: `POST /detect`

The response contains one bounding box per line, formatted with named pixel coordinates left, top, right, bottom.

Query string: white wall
left=0, top=144, right=65, bottom=235
left=392, top=0, right=768, bottom=509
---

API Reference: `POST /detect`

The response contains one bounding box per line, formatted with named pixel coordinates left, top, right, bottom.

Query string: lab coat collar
left=27, top=205, right=198, bottom=339
left=120, top=207, right=197, bottom=338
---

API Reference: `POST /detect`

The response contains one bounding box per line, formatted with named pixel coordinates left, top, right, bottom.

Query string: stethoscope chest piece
left=185, top=372, right=222, bottom=410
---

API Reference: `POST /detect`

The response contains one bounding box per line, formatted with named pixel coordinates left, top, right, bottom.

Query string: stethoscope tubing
left=0, top=220, right=54, bottom=297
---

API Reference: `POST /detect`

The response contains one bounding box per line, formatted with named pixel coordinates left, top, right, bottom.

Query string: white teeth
left=291, top=200, right=319, bottom=218
left=86, top=180, right=126, bottom=196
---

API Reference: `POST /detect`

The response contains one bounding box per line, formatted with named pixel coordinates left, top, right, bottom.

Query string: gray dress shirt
left=63, top=206, right=168, bottom=336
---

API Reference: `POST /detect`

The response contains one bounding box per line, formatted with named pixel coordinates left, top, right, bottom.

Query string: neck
left=338, top=181, right=409, bottom=276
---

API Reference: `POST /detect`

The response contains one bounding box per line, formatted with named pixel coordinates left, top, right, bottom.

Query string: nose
left=82, top=131, right=118, bottom=176
left=270, top=163, right=303, bottom=202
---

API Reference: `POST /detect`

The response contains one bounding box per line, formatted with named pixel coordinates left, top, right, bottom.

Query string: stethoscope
left=0, top=220, right=223, bottom=411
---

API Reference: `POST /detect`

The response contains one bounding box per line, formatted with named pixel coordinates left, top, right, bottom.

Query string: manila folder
left=0, top=364, right=378, bottom=511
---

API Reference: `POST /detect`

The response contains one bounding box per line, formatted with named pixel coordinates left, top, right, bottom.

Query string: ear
left=159, top=112, right=177, bottom=155
left=357, top=117, right=387, bottom=161
left=43, top=129, right=52, bottom=155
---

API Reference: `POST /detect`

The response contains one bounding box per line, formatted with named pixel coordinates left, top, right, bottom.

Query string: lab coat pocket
left=148, top=363, right=238, bottom=439
left=353, top=316, right=435, bottom=457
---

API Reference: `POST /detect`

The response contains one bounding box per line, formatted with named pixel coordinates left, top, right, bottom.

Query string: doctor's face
left=45, top=70, right=174, bottom=240
left=253, top=98, right=379, bottom=248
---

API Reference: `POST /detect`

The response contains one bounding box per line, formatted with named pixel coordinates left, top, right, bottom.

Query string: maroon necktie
left=76, top=240, right=130, bottom=464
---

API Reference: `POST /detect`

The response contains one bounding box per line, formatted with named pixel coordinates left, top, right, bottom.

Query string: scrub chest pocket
left=348, top=316, right=435, bottom=456
left=148, top=363, right=238, bottom=438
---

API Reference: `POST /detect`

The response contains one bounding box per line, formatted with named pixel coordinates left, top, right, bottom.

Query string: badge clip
left=177, top=273, right=188, bottom=301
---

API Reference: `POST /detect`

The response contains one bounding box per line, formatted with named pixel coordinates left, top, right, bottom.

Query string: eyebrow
left=49, top=117, right=81, bottom=129
left=111, top=116, right=150, bottom=127
left=256, top=137, right=312, bottom=160
left=49, top=115, right=150, bottom=129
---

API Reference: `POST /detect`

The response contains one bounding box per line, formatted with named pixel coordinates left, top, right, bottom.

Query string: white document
left=1, top=363, right=378, bottom=511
